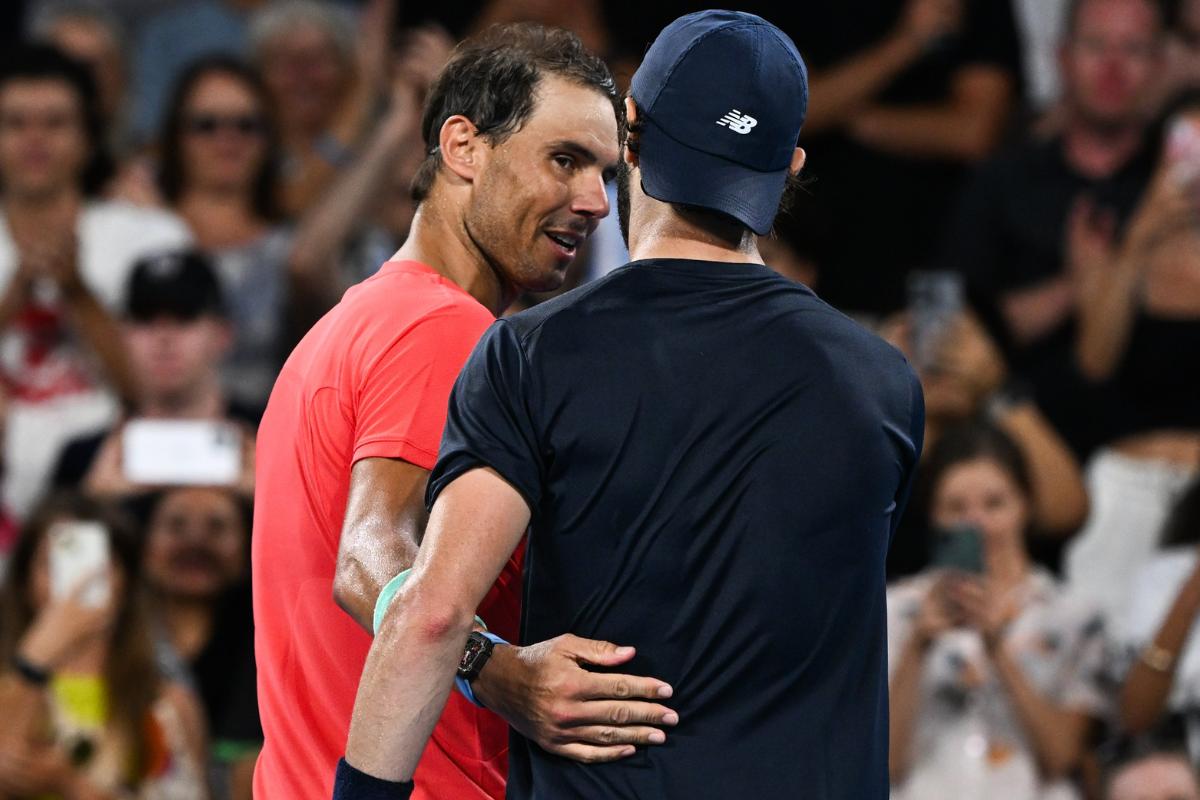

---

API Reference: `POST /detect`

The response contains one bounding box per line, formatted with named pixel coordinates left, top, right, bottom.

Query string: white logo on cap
left=716, top=109, right=757, bottom=134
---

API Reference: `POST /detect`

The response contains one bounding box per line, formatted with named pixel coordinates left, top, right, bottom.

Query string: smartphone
left=930, top=525, right=984, bottom=574
left=907, top=271, right=963, bottom=373
left=122, top=419, right=242, bottom=486
left=48, top=521, right=111, bottom=607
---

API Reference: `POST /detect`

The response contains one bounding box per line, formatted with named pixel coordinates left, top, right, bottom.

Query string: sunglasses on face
left=185, top=113, right=265, bottom=137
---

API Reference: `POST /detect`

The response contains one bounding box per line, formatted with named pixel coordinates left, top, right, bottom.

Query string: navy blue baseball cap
left=630, top=10, right=808, bottom=235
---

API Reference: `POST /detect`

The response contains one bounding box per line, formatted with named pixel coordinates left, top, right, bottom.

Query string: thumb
left=568, top=635, right=637, bottom=667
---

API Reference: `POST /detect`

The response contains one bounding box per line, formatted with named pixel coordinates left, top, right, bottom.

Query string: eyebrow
left=547, top=139, right=619, bottom=181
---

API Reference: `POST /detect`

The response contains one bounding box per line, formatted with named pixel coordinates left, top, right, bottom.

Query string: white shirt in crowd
left=0, top=200, right=191, bottom=517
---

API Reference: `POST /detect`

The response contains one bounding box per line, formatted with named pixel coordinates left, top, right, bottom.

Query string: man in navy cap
left=338, top=11, right=925, bottom=799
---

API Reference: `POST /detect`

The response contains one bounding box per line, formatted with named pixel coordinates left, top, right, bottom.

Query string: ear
left=789, top=147, right=806, bottom=175
left=623, top=96, right=640, bottom=169
left=439, top=114, right=482, bottom=183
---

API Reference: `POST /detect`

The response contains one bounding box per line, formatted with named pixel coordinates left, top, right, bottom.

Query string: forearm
left=888, top=636, right=928, bottom=784
left=1120, top=570, right=1200, bottom=732
left=63, top=290, right=138, bottom=403
left=990, top=645, right=1084, bottom=777
left=805, top=35, right=922, bottom=132
left=345, top=595, right=475, bottom=781
left=850, top=92, right=1009, bottom=162
left=289, top=121, right=414, bottom=296
left=995, top=403, right=1089, bottom=534
left=1075, top=255, right=1141, bottom=381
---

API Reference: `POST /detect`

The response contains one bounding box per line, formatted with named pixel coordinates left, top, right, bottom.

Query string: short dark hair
left=410, top=23, right=617, bottom=204
left=0, top=43, right=113, bottom=196
left=157, top=56, right=281, bottom=221
left=1063, top=0, right=1166, bottom=40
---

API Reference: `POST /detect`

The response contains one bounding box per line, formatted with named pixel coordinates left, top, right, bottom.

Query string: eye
left=553, top=153, right=575, bottom=171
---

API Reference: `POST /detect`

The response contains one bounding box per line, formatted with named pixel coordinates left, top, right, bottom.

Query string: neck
left=395, top=195, right=514, bottom=316
left=984, top=537, right=1029, bottom=590
left=1061, top=115, right=1144, bottom=179
left=178, top=190, right=263, bottom=248
left=627, top=197, right=763, bottom=265
left=140, top=376, right=225, bottom=418
left=159, top=593, right=214, bottom=661
left=4, top=187, right=81, bottom=225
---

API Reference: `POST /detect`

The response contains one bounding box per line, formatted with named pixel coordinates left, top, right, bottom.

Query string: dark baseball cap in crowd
left=630, top=10, right=808, bottom=235
left=126, top=250, right=226, bottom=322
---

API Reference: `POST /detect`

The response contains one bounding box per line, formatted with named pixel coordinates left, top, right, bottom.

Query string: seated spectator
left=129, top=0, right=269, bottom=147
left=158, top=56, right=292, bottom=407
left=784, top=0, right=1020, bottom=315
left=887, top=423, right=1106, bottom=799
left=287, top=24, right=452, bottom=316
left=248, top=0, right=395, bottom=218
left=51, top=250, right=257, bottom=500
left=144, top=486, right=258, bottom=800
left=0, top=45, right=192, bottom=518
left=0, top=492, right=206, bottom=798
left=1064, top=89, right=1200, bottom=621
left=1112, top=480, right=1200, bottom=754
left=881, top=309, right=1088, bottom=576
left=1103, top=734, right=1200, bottom=800
left=940, top=0, right=1164, bottom=456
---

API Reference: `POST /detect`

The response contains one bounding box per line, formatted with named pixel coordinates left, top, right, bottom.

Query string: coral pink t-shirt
left=252, top=261, right=523, bottom=800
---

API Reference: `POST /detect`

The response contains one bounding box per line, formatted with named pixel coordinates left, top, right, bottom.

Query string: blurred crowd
left=0, top=0, right=1196, bottom=798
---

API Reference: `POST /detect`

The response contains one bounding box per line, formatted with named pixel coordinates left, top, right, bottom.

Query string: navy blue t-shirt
left=428, top=259, right=924, bottom=799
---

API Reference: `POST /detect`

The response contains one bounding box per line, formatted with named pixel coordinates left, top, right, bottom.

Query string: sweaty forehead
left=518, top=74, right=619, bottom=159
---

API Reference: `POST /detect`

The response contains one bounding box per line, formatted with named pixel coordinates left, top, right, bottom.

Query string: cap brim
left=637, top=117, right=788, bottom=236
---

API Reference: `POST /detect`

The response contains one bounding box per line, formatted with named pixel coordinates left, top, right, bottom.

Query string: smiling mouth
left=545, top=231, right=580, bottom=255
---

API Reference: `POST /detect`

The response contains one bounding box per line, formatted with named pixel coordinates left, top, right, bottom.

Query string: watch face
left=459, top=637, right=485, bottom=673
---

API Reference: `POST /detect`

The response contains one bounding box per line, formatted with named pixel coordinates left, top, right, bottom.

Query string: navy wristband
left=332, top=758, right=413, bottom=800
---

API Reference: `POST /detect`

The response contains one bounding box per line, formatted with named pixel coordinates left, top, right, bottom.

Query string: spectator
left=144, top=486, right=258, bottom=800
left=1104, top=737, right=1200, bottom=800
left=783, top=0, right=1020, bottom=315
left=1063, top=88, right=1200, bottom=621
left=130, top=0, right=270, bottom=146
left=287, top=24, right=453, bottom=311
left=941, top=0, right=1166, bottom=456
left=1113, top=480, right=1200, bottom=754
left=158, top=57, right=293, bottom=407
left=249, top=0, right=396, bottom=217
left=887, top=423, right=1106, bottom=799
left=0, top=492, right=206, bottom=799
left=0, top=45, right=191, bottom=518
left=50, top=250, right=257, bottom=499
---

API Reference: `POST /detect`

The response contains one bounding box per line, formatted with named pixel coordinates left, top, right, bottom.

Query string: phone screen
left=907, top=271, right=963, bottom=373
left=122, top=419, right=242, bottom=486
left=930, top=525, right=984, bottom=574
left=48, top=521, right=110, bottom=607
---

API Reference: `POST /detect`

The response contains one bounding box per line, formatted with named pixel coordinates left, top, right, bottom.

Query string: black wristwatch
left=457, top=632, right=495, bottom=683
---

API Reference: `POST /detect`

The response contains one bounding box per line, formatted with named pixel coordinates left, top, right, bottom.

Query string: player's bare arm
left=334, top=460, right=676, bottom=761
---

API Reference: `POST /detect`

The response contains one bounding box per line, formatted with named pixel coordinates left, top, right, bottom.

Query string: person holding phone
left=887, top=423, right=1107, bottom=799
left=1064, top=88, right=1200, bottom=624
left=0, top=493, right=206, bottom=800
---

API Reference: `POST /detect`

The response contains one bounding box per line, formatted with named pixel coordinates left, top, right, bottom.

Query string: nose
left=570, top=169, right=610, bottom=220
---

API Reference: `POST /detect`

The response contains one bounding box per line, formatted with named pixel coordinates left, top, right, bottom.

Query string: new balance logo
left=716, top=109, right=757, bottom=134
